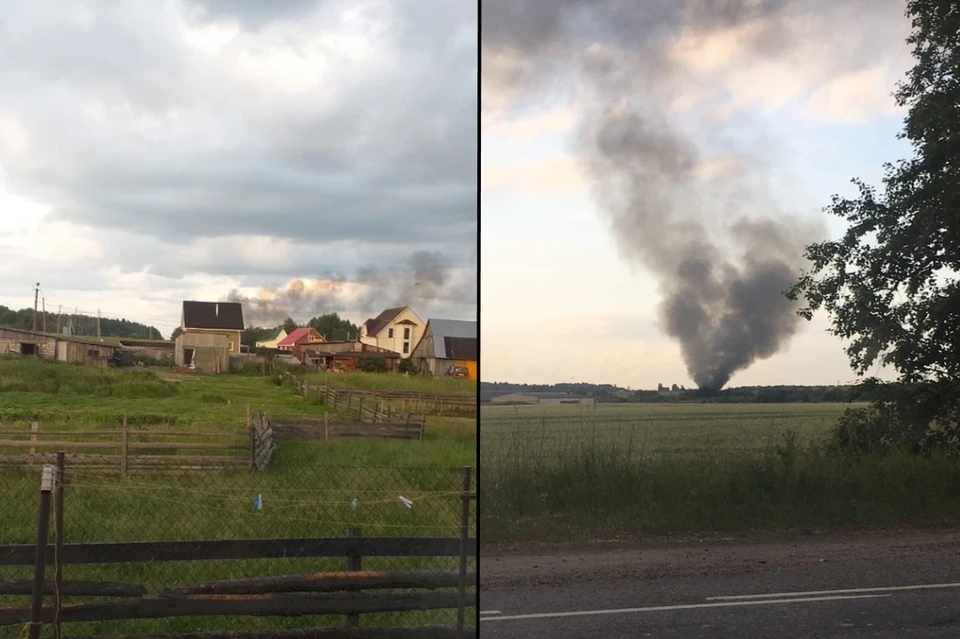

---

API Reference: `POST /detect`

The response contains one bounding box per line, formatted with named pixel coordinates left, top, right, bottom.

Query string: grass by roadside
left=480, top=404, right=960, bottom=544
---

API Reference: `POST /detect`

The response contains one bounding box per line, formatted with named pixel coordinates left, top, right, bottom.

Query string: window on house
left=87, top=349, right=98, bottom=357
left=387, top=328, right=394, bottom=338
left=403, top=341, right=410, bottom=354
left=403, top=327, right=411, bottom=339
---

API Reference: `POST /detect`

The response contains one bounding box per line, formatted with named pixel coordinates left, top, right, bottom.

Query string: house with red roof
left=275, top=326, right=325, bottom=361
left=358, top=306, right=424, bottom=358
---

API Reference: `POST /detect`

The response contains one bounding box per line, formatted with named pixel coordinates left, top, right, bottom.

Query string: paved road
left=480, top=530, right=960, bottom=638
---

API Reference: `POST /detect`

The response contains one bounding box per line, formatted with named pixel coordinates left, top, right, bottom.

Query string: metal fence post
left=54, top=452, right=65, bottom=639
left=458, top=466, right=473, bottom=633
left=29, top=463, right=55, bottom=639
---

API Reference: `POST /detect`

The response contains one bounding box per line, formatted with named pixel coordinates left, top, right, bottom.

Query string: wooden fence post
left=29, top=420, right=39, bottom=458
left=29, top=463, right=55, bottom=639
left=457, top=466, right=473, bottom=634
left=248, top=426, right=256, bottom=471
left=54, top=452, right=65, bottom=639
left=345, top=527, right=362, bottom=628
left=324, top=413, right=329, bottom=441
left=121, top=428, right=129, bottom=478
left=358, top=397, right=364, bottom=421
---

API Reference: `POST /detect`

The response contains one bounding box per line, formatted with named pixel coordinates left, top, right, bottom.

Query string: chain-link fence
left=0, top=457, right=476, bottom=637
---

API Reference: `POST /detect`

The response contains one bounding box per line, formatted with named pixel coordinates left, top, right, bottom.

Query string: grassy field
left=481, top=402, right=960, bottom=544
left=0, top=356, right=477, bottom=635
left=305, top=370, right=476, bottom=395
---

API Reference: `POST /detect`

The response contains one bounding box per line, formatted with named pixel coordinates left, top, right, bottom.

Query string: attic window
left=388, top=328, right=394, bottom=338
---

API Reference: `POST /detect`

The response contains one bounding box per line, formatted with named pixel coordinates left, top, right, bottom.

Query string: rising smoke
left=226, top=251, right=473, bottom=328
left=482, top=0, right=858, bottom=389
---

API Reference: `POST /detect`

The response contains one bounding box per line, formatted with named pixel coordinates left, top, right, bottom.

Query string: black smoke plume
left=225, top=251, right=472, bottom=328
left=482, top=0, right=848, bottom=389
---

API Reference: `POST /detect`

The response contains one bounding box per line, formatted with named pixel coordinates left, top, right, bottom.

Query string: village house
left=179, top=301, right=244, bottom=354
left=275, top=327, right=324, bottom=361
left=409, top=318, right=477, bottom=380
left=358, top=306, right=424, bottom=358
left=175, top=301, right=244, bottom=372
left=255, top=327, right=287, bottom=349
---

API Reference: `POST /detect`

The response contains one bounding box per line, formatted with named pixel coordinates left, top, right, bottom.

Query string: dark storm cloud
left=483, top=0, right=899, bottom=388
left=0, top=0, right=476, bottom=282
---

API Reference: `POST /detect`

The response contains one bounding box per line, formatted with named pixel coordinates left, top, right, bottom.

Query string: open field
left=480, top=402, right=960, bottom=544
left=0, top=356, right=477, bottom=635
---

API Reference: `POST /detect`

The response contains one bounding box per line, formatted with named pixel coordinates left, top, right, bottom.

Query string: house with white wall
left=358, top=306, right=424, bottom=358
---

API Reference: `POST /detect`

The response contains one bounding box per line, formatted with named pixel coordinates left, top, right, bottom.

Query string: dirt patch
left=480, top=526, right=960, bottom=590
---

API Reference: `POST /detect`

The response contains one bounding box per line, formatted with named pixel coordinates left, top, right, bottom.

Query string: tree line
left=0, top=305, right=163, bottom=340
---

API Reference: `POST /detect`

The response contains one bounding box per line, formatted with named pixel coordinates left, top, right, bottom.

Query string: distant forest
left=0, top=305, right=163, bottom=340
left=481, top=381, right=881, bottom=403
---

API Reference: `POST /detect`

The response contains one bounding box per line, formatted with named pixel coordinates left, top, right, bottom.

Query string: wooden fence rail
left=281, top=373, right=428, bottom=440
left=0, top=422, right=252, bottom=475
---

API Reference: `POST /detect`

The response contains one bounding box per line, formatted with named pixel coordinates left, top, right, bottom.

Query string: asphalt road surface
left=480, top=529, right=960, bottom=638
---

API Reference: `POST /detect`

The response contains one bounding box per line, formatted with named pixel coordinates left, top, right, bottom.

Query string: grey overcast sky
left=0, top=0, right=477, bottom=337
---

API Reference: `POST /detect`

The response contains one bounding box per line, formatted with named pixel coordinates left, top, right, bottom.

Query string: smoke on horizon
left=482, top=0, right=843, bottom=389
left=225, top=250, right=474, bottom=328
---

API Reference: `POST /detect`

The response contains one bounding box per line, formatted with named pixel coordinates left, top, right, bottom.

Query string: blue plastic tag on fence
left=253, top=494, right=262, bottom=511
left=350, top=498, right=358, bottom=511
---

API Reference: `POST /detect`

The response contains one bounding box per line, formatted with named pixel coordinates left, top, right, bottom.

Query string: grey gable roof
left=182, top=301, right=244, bottom=331
left=427, top=319, right=476, bottom=359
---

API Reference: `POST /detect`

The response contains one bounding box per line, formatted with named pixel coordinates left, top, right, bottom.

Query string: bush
left=399, top=358, right=417, bottom=374
left=357, top=356, right=388, bottom=373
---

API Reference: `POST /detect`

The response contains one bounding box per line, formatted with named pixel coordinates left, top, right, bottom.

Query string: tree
left=786, top=0, right=960, bottom=449
left=170, top=326, right=183, bottom=341
left=281, top=317, right=298, bottom=334
left=307, top=313, right=359, bottom=341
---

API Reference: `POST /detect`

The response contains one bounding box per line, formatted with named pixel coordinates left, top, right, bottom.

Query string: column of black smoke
left=483, top=0, right=834, bottom=389
left=225, top=251, right=474, bottom=327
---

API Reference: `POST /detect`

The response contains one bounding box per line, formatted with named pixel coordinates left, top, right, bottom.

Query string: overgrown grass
left=0, top=356, right=477, bottom=634
left=305, top=370, right=476, bottom=396
left=480, top=403, right=960, bottom=543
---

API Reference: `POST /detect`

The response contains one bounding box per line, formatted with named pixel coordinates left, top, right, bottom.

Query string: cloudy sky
left=481, top=0, right=912, bottom=389
left=0, top=0, right=477, bottom=338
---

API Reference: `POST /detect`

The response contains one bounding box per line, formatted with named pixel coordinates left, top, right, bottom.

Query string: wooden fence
left=283, top=374, right=427, bottom=438
left=0, top=458, right=477, bottom=638
left=246, top=408, right=276, bottom=470
left=0, top=421, right=254, bottom=476
left=271, top=417, right=424, bottom=441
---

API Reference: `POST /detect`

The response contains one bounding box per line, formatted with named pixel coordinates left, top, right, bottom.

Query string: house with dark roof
left=275, top=327, right=324, bottom=361
left=358, top=306, right=424, bottom=358
left=176, top=302, right=244, bottom=372
left=409, top=318, right=477, bottom=380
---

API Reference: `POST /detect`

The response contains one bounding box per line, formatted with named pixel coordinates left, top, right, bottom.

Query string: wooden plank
left=0, top=579, right=146, bottom=597
left=0, top=440, right=120, bottom=450
left=159, top=570, right=476, bottom=596
left=127, top=442, right=248, bottom=451
left=0, top=537, right=475, bottom=566
left=0, top=454, right=246, bottom=466
left=0, top=592, right=473, bottom=625
left=63, top=626, right=474, bottom=639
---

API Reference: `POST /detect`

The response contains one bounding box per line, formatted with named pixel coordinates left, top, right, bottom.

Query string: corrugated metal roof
left=426, top=319, right=476, bottom=359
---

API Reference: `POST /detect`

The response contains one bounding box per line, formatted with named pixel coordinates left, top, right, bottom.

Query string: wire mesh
left=0, top=459, right=476, bottom=637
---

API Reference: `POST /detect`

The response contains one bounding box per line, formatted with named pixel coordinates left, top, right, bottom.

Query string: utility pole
left=97, top=309, right=101, bottom=339
left=41, top=298, right=46, bottom=332
left=32, top=282, right=39, bottom=331
left=56, top=305, right=62, bottom=334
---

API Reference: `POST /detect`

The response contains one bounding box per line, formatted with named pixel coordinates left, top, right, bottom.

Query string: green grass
left=0, top=357, right=477, bottom=634
left=480, top=402, right=960, bottom=544
left=305, top=370, right=476, bottom=396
